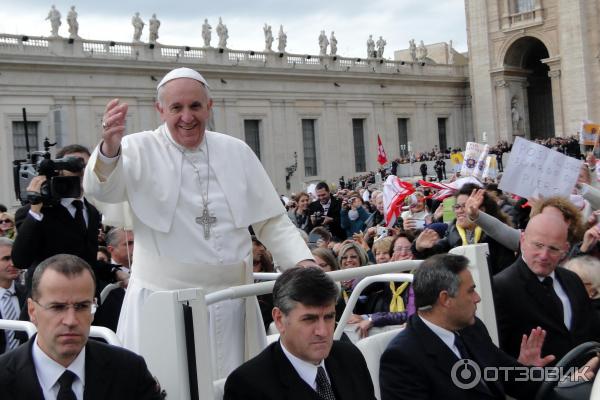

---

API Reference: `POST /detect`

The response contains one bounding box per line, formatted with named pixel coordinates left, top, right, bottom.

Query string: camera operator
left=307, top=181, right=345, bottom=240
left=11, top=145, right=116, bottom=297
left=340, top=194, right=370, bottom=238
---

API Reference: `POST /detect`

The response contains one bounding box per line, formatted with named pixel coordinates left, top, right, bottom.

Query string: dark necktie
left=57, top=370, right=77, bottom=400
left=542, top=276, right=565, bottom=322
left=453, top=332, right=470, bottom=359
left=315, top=366, right=336, bottom=400
left=72, top=200, right=86, bottom=233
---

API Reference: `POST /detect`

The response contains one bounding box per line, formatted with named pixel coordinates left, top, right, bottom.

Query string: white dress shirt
left=419, top=315, right=462, bottom=359
left=32, top=336, right=86, bottom=400
left=280, top=341, right=331, bottom=391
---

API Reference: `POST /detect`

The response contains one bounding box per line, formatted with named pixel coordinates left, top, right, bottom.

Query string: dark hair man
left=224, top=267, right=376, bottom=400
left=12, top=144, right=116, bottom=296
left=0, top=254, right=161, bottom=399
left=380, top=254, right=566, bottom=400
left=307, top=182, right=345, bottom=240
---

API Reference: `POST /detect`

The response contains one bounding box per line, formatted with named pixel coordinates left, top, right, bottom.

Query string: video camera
left=13, top=138, right=84, bottom=205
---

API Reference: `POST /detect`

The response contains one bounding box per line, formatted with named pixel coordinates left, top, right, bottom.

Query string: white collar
left=163, top=124, right=206, bottom=154
left=32, top=336, right=86, bottom=394
left=0, top=281, right=16, bottom=295
left=419, top=314, right=460, bottom=358
left=280, top=340, right=327, bottom=390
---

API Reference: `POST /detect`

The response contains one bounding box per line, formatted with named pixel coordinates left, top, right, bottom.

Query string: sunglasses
left=0, top=219, right=12, bottom=224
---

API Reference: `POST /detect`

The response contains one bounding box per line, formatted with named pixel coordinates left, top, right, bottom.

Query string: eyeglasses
left=0, top=219, right=12, bottom=224
left=452, top=203, right=466, bottom=210
left=33, top=299, right=97, bottom=315
left=393, top=246, right=412, bottom=253
left=340, top=255, right=359, bottom=261
left=527, top=240, right=565, bottom=257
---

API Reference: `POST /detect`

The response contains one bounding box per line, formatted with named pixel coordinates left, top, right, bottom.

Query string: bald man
left=493, top=213, right=600, bottom=361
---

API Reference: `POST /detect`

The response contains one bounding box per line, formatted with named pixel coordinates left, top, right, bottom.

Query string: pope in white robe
left=83, top=68, right=313, bottom=379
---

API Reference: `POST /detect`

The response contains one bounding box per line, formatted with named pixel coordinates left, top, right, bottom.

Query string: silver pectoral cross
left=195, top=207, right=217, bottom=239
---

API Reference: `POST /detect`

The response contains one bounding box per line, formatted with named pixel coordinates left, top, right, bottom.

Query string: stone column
left=547, top=68, right=565, bottom=137
left=494, top=79, right=511, bottom=141
left=73, top=96, right=92, bottom=145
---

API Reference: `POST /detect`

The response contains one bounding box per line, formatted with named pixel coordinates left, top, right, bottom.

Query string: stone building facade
left=465, top=0, right=600, bottom=143
left=0, top=34, right=471, bottom=207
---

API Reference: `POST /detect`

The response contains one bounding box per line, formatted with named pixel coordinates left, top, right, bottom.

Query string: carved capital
left=495, top=80, right=509, bottom=88
left=548, top=70, right=561, bottom=78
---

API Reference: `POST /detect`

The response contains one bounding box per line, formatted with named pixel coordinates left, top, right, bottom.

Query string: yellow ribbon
left=389, top=281, right=410, bottom=312
left=456, top=225, right=482, bottom=246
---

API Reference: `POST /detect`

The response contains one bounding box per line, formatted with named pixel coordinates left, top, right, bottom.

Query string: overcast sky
left=0, top=1, right=468, bottom=58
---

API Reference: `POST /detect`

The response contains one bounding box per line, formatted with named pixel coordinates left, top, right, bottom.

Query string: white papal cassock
left=83, top=125, right=312, bottom=378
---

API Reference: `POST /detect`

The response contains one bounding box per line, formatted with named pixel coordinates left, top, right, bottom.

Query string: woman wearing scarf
left=411, top=183, right=517, bottom=275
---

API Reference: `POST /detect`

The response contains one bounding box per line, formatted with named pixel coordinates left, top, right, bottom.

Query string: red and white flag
left=383, top=175, right=415, bottom=227
left=377, top=135, right=388, bottom=165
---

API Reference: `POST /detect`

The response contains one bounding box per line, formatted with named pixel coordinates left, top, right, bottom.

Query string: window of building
left=515, top=0, right=535, bottom=13
left=437, top=118, right=448, bottom=152
left=244, top=119, right=261, bottom=160
left=12, top=121, right=39, bottom=160
left=302, top=119, right=318, bottom=176
left=352, top=119, right=366, bottom=172
left=397, top=118, right=409, bottom=157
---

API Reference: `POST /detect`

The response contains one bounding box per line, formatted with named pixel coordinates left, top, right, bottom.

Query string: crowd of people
left=0, top=66, right=598, bottom=399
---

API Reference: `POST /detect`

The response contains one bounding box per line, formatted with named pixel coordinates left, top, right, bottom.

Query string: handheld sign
left=499, top=137, right=582, bottom=199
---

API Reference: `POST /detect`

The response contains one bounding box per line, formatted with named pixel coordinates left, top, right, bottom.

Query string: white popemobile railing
left=0, top=244, right=494, bottom=400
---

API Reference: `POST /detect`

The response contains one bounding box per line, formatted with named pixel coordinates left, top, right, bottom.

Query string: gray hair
left=413, top=254, right=469, bottom=311
left=0, top=237, right=14, bottom=247
left=105, top=227, right=125, bottom=247
left=31, top=254, right=95, bottom=300
left=273, top=267, right=339, bottom=315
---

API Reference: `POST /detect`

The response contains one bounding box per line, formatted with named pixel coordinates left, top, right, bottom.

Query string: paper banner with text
left=580, top=121, right=600, bottom=146
left=461, top=142, right=489, bottom=179
left=499, top=137, right=583, bottom=199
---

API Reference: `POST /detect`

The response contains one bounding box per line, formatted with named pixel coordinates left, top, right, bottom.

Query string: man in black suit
left=0, top=238, right=27, bottom=354
left=11, top=145, right=115, bottom=294
left=307, top=182, right=345, bottom=240
left=380, top=254, right=557, bottom=400
left=224, top=267, right=376, bottom=400
left=0, top=253, right=161, bottom=399
left=494, top=213, right=600, bottom=361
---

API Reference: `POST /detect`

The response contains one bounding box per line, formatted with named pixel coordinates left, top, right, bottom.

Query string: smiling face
left=156, top=78, right=213, bottom=149
left=273, top=301, right=336, bottom=365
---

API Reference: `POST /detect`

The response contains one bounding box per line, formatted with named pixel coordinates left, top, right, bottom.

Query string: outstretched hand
left=415, top=229, right=439, bottom=252
left=517, top=327, right=555, bottom=367
left=101, top=98, right=129, bottom=157
left=465, top=189, right=484, bottom=221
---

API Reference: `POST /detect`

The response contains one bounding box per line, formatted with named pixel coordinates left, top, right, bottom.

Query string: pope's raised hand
left=101, top=98, right=129, bottom=158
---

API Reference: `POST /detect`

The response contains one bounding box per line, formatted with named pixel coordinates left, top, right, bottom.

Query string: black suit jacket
left=493, top=257, right=600, bottom=360
left=0, top=283, right=27, bottom=354
left=0, top=337, right=161, bottom=400
left=379, top=315, right=539, bottom=400
left=307, top=198, right=345, bottom=240
left=224, top=340, right=376, bottom=400
left=12, top=200, right=114, bottom=295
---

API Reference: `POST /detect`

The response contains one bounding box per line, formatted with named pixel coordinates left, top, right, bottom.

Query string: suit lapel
left=555, top=268, right=581, bottom=331
left=518, top=260, right=567, bottom=333
left=9, top=339, right=44, bottom=400
left=273, top=341, right=320, bottom=400
left=83, top=341, right=111, bottom=400
left=325, top=348, right=354, bottom=400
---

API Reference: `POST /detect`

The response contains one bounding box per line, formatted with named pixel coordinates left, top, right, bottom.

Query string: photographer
left=11, top=145, right=115, bottom=295
left=307, top=181, right=345, bottom=240
left=340, top=193, right=371, bottom=238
